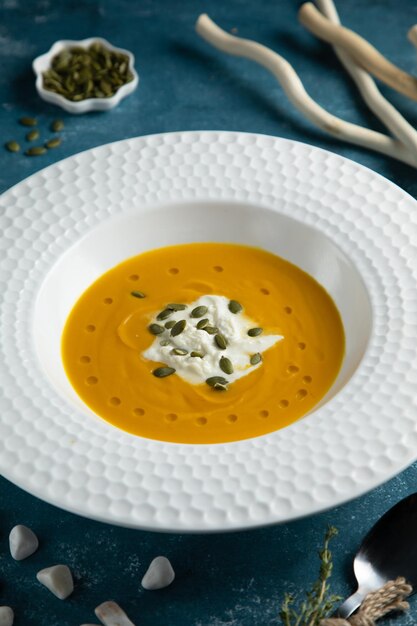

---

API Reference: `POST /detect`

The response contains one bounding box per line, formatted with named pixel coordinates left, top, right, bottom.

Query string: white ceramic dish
left=32, top=37, right=139, bottom=114
left=1, top=131, right=417, bottom=532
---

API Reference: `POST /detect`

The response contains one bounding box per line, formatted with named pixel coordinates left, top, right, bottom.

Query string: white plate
left=1, top=131, right=417, bottom=532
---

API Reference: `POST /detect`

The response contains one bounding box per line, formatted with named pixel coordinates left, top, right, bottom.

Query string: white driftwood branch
left=316, top=0, right=417, bottom=160
left=195, top=14, right=417, bottom=166
left=299, top=2, right=417, bottom=102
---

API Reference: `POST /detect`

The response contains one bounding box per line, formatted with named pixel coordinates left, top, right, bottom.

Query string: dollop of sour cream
left=143, top=295, right=283, bottom=385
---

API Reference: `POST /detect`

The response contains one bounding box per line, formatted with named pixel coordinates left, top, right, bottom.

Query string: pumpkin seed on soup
left=248, top=327, right=263, bottom=337
left=228, top=300, right=243, bottom=314
left=157, top=308, right=173, bottom=321
left=220, top=356, right=233, bottom=374
left=190, top=305, right=208, bottom=318
left=149, top=323, right=164, bottom=335
left=153, top=366, right=176, bottom=378
left=214, top=333, right=227, bottom=350
left=206, top=376, right=228, bottom=388
left=250, top=353, right=262, bottom=365
left=171, top=319, right=186, bottom=336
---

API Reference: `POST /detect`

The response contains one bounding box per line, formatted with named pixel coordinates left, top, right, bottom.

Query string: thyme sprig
left=280, top=526, right=341, bottom=626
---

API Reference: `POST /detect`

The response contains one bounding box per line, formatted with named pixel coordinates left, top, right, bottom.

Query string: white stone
left=95, top=601, right=135, bottom=626
left=0, top=607, right=13, bottom=626
left=141, top=556, right=175, bottom=590
left=9, top=525, right=39, bottom=560
left=36, top=564, right=74, bottom=600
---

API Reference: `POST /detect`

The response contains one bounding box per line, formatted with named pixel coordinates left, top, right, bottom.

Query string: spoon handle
left=334, top=590, right=364, bottom=618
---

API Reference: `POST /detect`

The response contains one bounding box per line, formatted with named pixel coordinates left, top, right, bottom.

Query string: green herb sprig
left=280, top=527, right=341, bottom=626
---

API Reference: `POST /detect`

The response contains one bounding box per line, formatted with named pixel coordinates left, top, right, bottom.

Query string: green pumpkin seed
left=45, top=137, right=62, bottom=149
left=131, top=290, right=146, bottom=298
left=190, top=351, right=204, bottom=358
left=149, top=323, right=164, bottom=335
left=196, top=318, right=209, bottom=329
left=214, top=383, right=228, bottom=391
left=228, top=300, right=243, bottom=314
left=214, top=333, right=228, bottom=350
left=26, top=130, right=40, bottom=142
left=248, top=327, right=263, bottom=337
left=190, top=305, right=208, bottom=318
left=206, top=376, right=228, bottom=387
left=250, top=353, right=262, bottom=365
left=19, top=116, right=37, bottom=127
left=171, top=348, right=188, bottom=356
left=171, top=319, right=186, bottom=337
left=204, top=326, right=218, bottom=335
left=165, top=320, right=176, bottom=329
left=5, top=141, right=20, bottom=153
left=25, top=146, right=47, bottom=156
left=157, top=308, right=173, bottom=321
left=167, top=303, right=187, bottom=311
left=160, top=340, right=170, bottom=346
left=153, top=366, right=176, bottom=378
left=51, top=119, right=64, bottom=132
left=220, top=356, right=233, bottom=374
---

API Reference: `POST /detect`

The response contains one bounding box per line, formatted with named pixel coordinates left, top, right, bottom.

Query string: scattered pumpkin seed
left=248, top=327, right=263, bottom=337
left=250, top=353, right=262, bottom=365
left=149, top=323, right=164, bottom=335
left=51, top=119, right=64, bottom=132
left=190, top=351, right=204, bottom=358
left=164, top=320, right=176, bottom=329
left=171, top=348, right=188, bottom=356
left=26, top=130, right=40, bottom=142
left=25, top=146, right=47, bottom=156
left=214, top=383, right=228, bottom=391
left=228, top=300, right=243, bottom=314
left=19, top=116, right=37, bottom=127
left=157, top=308, right=173, bottom=321
left=171, top=319, right=186, bottom=337
left=131, top=290, right=146, bottom=298
left=160, top=340, right=170, bottom=347
left=214, top=333, right=228, bottom=350
left=45, top=137, right=62, bottom=149
left=5, top=141, right=20, bottom=153
left=220, top=356, right=234, bottom=374
left=206, top=376, right=228, bottom=387
left=167, top=303, right=187, bottom=311
left=153, top=366, right=176, bottom=378
left=196, top=318, right=209, bottom=329
left=190, top=305, right=208, bottom=318
left=204, top=326, right=218, bottom=335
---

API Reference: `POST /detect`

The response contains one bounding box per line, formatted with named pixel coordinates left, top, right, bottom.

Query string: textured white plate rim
left=1, top=130, right=417, bottom=532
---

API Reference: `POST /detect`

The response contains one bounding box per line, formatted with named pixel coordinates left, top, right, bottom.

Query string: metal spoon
left=335, top=492, right=417, bottom=618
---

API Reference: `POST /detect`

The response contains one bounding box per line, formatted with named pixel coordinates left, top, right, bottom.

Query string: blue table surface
left=1, top=1, right=417, bottom=624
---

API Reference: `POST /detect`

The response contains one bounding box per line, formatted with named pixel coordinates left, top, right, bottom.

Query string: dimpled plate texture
left=1, top=131, right=417, bottom=532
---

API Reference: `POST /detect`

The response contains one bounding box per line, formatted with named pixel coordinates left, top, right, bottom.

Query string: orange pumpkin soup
left=62, top=243, right=344, bottom=443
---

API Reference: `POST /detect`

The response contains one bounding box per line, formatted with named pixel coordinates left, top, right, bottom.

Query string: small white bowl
left=32, top=37, right=139, bottom=114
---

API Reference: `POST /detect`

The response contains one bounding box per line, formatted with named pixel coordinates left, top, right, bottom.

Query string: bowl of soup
left=1, top=131, right=414, bottom=531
